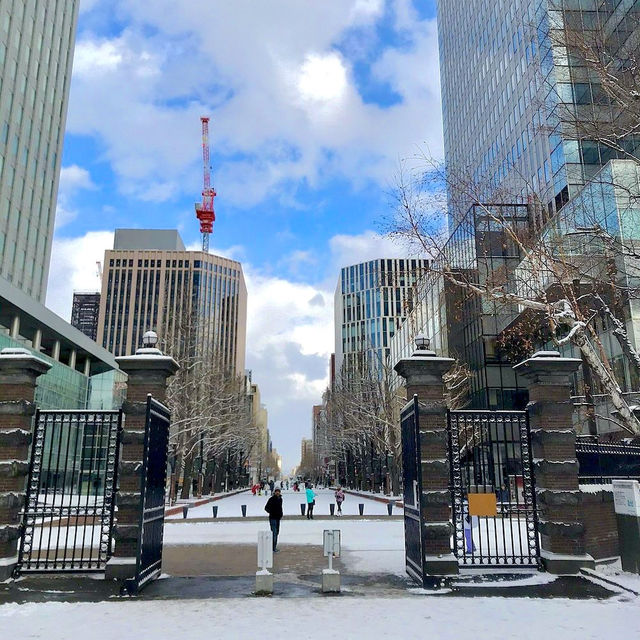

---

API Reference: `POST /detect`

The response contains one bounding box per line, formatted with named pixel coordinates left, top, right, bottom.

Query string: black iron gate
left=16, top=410, right=122, bottom=574
left=447, top=410, right=540, bottom=568
left=124, top=395, right=171, bottom=594
left=400, top=395, right=425, bottom=584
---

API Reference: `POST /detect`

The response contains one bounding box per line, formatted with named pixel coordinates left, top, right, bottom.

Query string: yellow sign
left=468, top=492, right=497, bottom=517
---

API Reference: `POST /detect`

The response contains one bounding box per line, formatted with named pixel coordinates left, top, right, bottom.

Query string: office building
left=0, top=275, right=124, bottom=409
left=98, top=229, right=247, bottom=375
left=438, top=0, right=640, bottom=225
left=334, top=258, right=428, bottom=379
left=0, top=1, right=80, bottom=301
left=71, top=291, right=100, bottom=341
left=391, top=1, right=640, bottom=421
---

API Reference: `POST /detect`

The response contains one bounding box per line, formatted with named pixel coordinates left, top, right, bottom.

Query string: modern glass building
left=438, top=0, right=640, bottom=226
left=98, top=229, right=247, bottom=375
left=0, top=1, right=79, bottom=301
left=0, top=274, right=125, bottom=410
left=334, top=258, right=429, bottom=378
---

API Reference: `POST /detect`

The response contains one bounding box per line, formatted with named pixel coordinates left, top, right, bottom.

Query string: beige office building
left=97, top=229, right=247, bottom=375
left=0, top=1, right=79, bottom=301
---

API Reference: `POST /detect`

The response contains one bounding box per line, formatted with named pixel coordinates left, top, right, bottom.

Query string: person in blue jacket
left=305, top=484, right=316, bottom=519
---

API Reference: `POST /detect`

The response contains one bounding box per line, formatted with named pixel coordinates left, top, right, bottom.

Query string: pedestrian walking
left=334, top=487, right=345, bottom=516
left=264, top=488, right=283, bottom=552
left=269, top=479, right=275, bottom=493
left=305, top=485, right=316, bottom=519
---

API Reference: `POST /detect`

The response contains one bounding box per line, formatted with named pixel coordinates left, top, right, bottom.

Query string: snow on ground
left=168, top=488, right=394, bottom=519
left=593, top=560, right=640, bottom=594
left=2, top=596, right=639, bottom=640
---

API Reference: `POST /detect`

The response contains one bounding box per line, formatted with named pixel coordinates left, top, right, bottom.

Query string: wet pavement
left=0, top=569, right=619, bottom=604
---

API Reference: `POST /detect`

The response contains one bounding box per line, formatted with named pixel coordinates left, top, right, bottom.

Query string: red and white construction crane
left=194, top=116, right=216, bottom=252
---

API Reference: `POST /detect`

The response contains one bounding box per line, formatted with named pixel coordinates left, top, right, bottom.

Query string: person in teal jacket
left=305, top=485, right=316, bottom=519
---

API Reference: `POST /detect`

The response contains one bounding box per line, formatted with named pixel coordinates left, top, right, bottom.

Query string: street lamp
left=414, top=333, right=434, bottom=355
left=142, top=330, right=158, bottom=348
left=138, top=330, right=162, bottom=355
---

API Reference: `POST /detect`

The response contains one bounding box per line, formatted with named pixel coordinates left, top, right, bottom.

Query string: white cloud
left=54, top=165, right=97, bottom=229
left=46, top=231, right=114, bottom=319
left=66, top=0, right=442, bottom=207
left=297, top=53, right=348, bottom=103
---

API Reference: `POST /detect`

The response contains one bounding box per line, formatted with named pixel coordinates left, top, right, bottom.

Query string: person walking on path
left=265, top=488, right=283, bottom=552
left=305, top=485, right=316, bottom=519
left=334, top=487, right=345, bottom=516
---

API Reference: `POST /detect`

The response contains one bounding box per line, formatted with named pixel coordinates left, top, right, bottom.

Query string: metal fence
left=576, top=436, right=640, bottom=485
left=123, top=396, right=171, bottom=594
left=16, top=410, right=122, bottom=574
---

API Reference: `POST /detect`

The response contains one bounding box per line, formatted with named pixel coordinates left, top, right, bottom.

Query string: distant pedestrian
left=305, top=485, right=316, bottom=519
left=334, top=487, right=345, bottom=516
left=269, top=479, right=275, bottom=493
left=286, top=480, right=290, bottom=490
left=265, top=488, right=283, bottom=552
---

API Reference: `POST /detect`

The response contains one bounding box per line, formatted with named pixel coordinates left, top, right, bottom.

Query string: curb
left=165, top=488, right=250, bottom=517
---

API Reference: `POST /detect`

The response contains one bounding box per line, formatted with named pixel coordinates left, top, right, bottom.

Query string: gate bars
left=447, top=409, right=540, bottom=568
left=123, top=395, right=171, bottom=595
left=16, top=410, right=122, bottom=574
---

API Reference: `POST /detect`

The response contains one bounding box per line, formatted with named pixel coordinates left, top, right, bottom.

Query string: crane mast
left=195, top=116, right=216, bottom=252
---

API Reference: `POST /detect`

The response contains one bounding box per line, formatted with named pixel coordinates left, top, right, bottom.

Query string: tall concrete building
left=0, top=1, right=79, bottom=301
left=334, top=258, right=428, bottom=378
left=97, top=229, right=247, bottom=375
left=438, top=0, right=640, bottom=225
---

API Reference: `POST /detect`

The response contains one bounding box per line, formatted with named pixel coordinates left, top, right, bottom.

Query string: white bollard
left=322, top=529, right=341, bottom=593
left=256, top=530, right=274, bottom=594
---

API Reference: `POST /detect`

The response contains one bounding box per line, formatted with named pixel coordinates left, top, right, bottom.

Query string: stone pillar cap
left=0, top=347, right=52, bottom=373
left=116, top=353, right=180, bottom=376
left=513, top=349, right=581, bottom=375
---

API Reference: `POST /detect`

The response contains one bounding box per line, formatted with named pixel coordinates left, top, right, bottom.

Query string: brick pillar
left=105, top=341, right=178, bottom=580
left=0, top=347, right=51, bottom=581
left=514, top=350, right=594, bottom=573
left=394, top=337, right=458, bottom=576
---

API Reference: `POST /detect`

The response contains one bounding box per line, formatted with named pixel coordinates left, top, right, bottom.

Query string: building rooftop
left=114, top=229, right=186, bottom=251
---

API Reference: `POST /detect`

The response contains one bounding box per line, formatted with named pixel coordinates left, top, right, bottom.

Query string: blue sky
left=47, top=0, right=443, bottom=471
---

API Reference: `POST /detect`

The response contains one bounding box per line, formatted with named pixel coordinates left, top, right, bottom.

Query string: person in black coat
left=264, top=488, right=283, bottom=552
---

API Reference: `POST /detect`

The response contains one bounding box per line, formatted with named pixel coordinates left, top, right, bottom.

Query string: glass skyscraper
left=438, top=0, right=640, bottom=227
left=334, top=258, right=429, bottom=378
left=0, top=1, right=79, bottom=301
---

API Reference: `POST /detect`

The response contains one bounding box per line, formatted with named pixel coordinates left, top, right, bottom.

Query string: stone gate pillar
left=0, top=347, right=51, bottom=581
left=394, top=336, right=458, bottom=575
left=105, top=333, right=178, bottom=580
left=514, top=350, right=594, bottom=573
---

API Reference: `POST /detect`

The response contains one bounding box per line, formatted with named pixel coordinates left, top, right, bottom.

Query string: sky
left=46, top=0, right=443, bottom=472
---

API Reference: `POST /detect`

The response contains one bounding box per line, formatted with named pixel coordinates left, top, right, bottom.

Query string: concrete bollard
left=300, top=503, right=306, bottom=516
left=241, top=504, right=247, bottom=517
left=330, top=503, right=335, bottom=516
left=182, top=505, right=189, bottom=519
left=212, top=505, right=218, bottom=518
left=358, top=503, right=364, bottom=516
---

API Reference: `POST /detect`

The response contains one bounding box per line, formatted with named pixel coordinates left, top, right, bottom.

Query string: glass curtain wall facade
left=0, top=1, right=79, bottom=301
left=334, top=258, right=429, bottom=378
left=438, top=0, right=640, bottom=228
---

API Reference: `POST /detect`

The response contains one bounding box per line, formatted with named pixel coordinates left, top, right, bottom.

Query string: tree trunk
left=181, top=455, right=193, bottom=500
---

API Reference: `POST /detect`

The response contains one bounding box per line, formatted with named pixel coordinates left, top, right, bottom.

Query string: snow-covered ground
left=3, top=596, right=639, bottom=640
left=168, top=488, right=395, bottom=519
